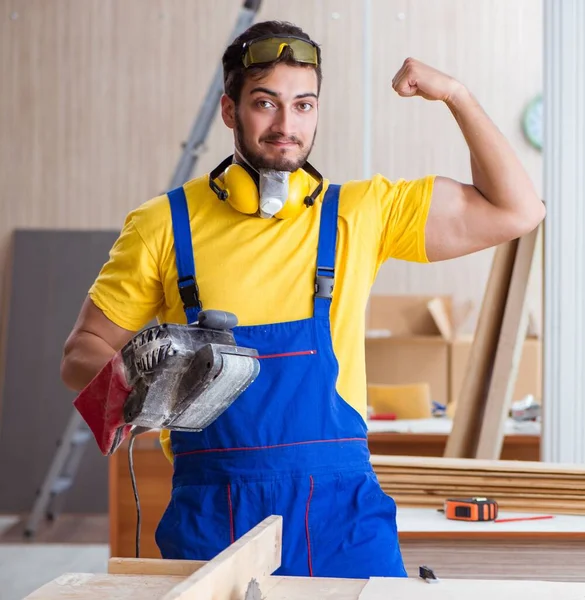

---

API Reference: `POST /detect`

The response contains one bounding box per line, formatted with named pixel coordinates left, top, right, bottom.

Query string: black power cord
left=127, top=427, right=149, bottom=558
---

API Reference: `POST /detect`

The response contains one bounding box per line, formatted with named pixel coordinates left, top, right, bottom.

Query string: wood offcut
left=445, top=224, right=542, bottom=459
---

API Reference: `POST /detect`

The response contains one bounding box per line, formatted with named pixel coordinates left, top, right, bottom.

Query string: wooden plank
left=377, top=470, right=584, bottom=482
left=162, top=515, right=282, bottom=600
left=476, top=225, right=541, bottom=459
left=373, top=463, right=585, bottom=477
left=444, top=240, right=517, bottom=458
left=370, top=455, right=585, bottom=475
left=376, top=473, right=585, bottom=487
left=266, top=577, right=366, bottom=599
left=381, top=484, right=585, bottom=501
left=358, top=577, right=585, bottom=599
left=22, top=573, right=361, bottom=600
left=24, top=573, right=183, bottom=599
left=370, top=454, right=585, bottom=515
left=375, top=473, right=585, bottom=489
left=108, top=557, right=206, bottom=576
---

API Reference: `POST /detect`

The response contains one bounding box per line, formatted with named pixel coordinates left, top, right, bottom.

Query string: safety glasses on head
left=241, top=34, right=321, bottom=69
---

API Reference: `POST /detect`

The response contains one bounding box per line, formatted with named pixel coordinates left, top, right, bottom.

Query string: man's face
left=221, top=63, right=319, bottom=172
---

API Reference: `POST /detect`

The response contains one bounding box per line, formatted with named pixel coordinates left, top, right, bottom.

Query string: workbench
left=26, top=516, right=585, bottom=599
left=24, top=574, right=585, bottom=599
left=397, top=507, right=585, bottom=582
left=366, top=418, right=539, bottom=460
left=108, top=437, right=585, bottom=582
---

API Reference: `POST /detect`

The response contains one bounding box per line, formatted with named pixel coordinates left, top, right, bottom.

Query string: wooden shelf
left=368, top=431, right=539, bottom=461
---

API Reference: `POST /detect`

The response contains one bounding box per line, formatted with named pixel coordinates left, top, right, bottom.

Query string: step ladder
left=24, top=411, right=92, bottom=537
left=22, top=0, right=263, bottom=539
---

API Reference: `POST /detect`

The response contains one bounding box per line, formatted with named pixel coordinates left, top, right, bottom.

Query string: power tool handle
left=198, top=310, right=238, bottom=330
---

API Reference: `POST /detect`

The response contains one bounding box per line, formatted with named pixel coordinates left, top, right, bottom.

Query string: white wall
left=0, top=0, right=543, bottom=341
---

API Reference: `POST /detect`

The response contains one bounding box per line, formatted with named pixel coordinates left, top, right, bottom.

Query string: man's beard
left=235, top=112, right=316, bottom=172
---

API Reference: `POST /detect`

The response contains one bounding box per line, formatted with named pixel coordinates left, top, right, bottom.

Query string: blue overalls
left=155, top=183, right=407, bottom=579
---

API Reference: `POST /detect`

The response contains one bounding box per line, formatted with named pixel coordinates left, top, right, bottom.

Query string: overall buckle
left=178, top=276, right=202, bottom=310
left=315, top=267, right=334, bottom=299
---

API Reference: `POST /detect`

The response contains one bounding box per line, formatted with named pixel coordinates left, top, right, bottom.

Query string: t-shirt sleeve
left=374, top=173, right=436, bottom=266
left=88, top=214, right=164, bottom=332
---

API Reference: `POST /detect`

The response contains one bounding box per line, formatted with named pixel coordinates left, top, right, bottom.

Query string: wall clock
left=522, top=95, right=543, bottom=151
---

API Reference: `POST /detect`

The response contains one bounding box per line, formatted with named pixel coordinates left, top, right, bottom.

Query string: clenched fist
left=391, top=58, right=464, bottom=104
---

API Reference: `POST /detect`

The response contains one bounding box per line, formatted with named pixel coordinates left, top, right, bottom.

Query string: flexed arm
left=391, top=58, right=545, bottom=262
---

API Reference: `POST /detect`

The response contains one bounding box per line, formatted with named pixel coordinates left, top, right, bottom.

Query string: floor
left=0, top=514, right=109, bottom=600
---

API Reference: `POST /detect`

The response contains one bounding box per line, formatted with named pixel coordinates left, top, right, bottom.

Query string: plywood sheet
left=400, top=539, right=585, bottom=583
left=358, top=577, right=585, bottom=599
left=476, top=226, right=541, bottom=459
left=0, top=230, right=118, bottom=514
left=266, top=577, right=366, bottom=600
left=372, top=454, right=585, bottom=475
left=24, top=573, right=182, bottom=599
left=25, top=573, right=585, bottom=600
left=444, top=240, right=517, bottom=458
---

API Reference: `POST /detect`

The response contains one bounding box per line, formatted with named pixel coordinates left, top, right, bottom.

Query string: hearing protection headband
left=208, top=155, right=324, bottom=208
left=241, top=34, right=321, bottom=69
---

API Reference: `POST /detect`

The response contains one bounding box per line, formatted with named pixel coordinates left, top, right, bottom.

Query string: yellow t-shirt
left=89, top=172, right=434, bottom=460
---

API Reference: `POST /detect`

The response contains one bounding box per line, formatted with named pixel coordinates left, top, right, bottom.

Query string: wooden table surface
left=395, top=507, right=585, bottom=582
left=366, top=418, right=540, bottom=460
left=25, top=573, right=585, bottom=599
left=396, top=507, right=585, bottom=540
left=367, top=431, right=539, bottom=460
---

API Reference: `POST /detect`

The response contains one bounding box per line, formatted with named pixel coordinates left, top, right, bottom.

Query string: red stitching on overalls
left=175, top=437, right=366, bottom=457
left=226, top=484, right=235, bottom=544
left=305, top=475, right=315, bottom=577
left=257, top=350, right=317, bottom=359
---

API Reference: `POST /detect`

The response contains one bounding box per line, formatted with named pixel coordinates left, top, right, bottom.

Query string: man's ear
left=221, top=94, right=236, bottom=129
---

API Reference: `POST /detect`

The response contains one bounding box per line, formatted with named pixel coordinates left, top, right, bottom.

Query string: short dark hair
left=222, top=21, right=322, bottom=103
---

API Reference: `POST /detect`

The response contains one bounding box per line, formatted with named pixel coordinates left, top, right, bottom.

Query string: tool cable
left=128, top=427, right=150, bottom=558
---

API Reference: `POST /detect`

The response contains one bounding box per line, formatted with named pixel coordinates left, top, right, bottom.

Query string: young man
left=61, top=21, right=544, bottom=578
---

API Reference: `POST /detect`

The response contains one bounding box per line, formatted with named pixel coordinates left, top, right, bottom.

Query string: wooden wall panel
left=369, top=0, right=543, bottom=333
left=196, top=0, right=366, bottom=182
left=0, top=0, right=542, bottom=377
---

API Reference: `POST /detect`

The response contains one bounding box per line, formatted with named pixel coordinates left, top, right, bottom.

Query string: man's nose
left=270, top=108, right=295, bottom=137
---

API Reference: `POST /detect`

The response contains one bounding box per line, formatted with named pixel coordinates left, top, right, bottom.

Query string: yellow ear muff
left=220, top=163, right=313, bottom=219
left=274, top=170, right=312, bottom=219
left=223, top=164, right=260, bottom=214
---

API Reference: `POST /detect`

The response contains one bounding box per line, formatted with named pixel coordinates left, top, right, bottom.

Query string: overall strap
left=314, top=184, right=340, bottom=319
left=168, top=186, right=201, bottom=324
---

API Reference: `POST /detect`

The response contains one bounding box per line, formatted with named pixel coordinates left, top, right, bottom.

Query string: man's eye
left=257, top=100, right=273, bottom=109
left=298, top=102, right=313, bottom=112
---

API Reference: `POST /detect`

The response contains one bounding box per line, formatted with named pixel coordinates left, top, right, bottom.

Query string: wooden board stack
left=371, top=455, right=585, bottom=514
